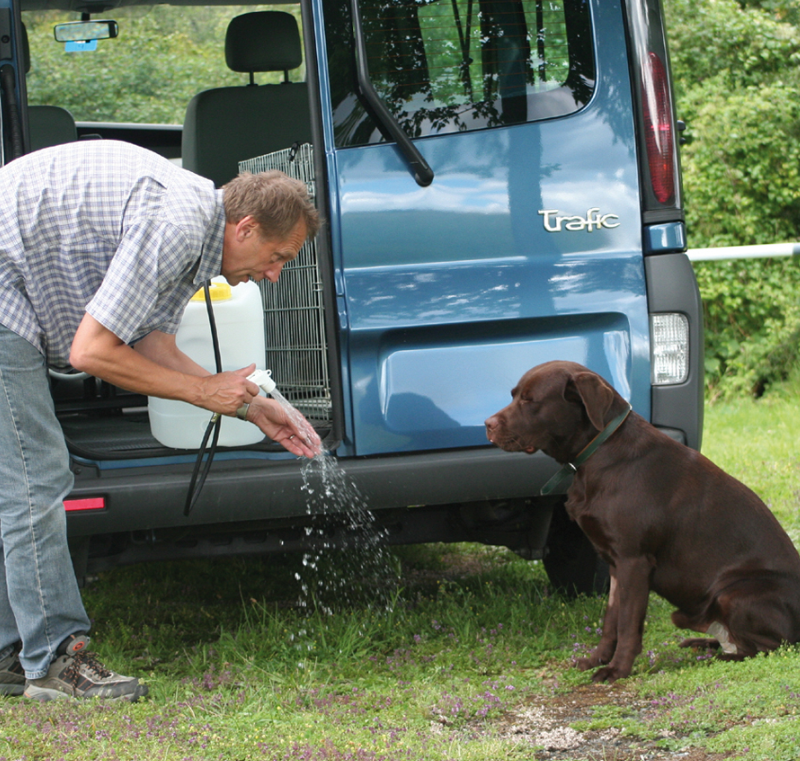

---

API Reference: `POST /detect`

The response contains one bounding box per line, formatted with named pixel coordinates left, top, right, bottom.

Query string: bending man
left=0, top=140, right=321, bottom=701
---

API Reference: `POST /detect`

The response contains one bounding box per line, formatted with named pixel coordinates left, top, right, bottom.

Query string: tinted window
left=324, top=0, right=595, bottom=146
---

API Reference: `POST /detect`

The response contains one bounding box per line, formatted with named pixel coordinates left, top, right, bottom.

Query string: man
left=0, top=140, right=322, bottom=701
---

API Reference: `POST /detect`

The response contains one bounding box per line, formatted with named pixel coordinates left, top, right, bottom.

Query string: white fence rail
left=687, top=242, right=800, bottom=262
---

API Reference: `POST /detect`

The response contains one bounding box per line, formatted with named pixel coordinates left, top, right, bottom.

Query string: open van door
left=317, top=0, right=653, bottom=457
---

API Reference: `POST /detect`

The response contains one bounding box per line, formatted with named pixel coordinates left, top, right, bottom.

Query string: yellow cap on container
left=191, top=282, right=232, bottom=302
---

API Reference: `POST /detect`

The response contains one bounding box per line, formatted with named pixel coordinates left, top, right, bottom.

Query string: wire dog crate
left=239, top=143, right=332, bottom=427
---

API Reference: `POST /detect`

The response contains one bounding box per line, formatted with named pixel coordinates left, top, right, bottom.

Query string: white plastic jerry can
left=148, top=278, right=267, bottom=448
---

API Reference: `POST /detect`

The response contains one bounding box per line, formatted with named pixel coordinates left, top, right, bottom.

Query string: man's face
left=220, top=216, right=307, bottom=286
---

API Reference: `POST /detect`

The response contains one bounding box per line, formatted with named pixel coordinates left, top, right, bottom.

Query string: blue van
left=3, top=0, right=702, bottom=593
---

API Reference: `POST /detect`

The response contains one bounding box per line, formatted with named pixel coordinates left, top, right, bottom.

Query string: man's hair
left=223, top=170, right=320, bottom=240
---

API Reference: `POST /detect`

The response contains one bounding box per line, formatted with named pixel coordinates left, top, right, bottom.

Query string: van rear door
left=317, top=0, right=651, bottom=456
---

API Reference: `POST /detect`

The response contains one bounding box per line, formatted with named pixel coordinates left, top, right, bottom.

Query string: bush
left=695, top=257, right=800, bottom=398
left=666, top=0, right=800, bottom=94
left=683, top=84, right=800, bottom=397
left=666, top=0, right=800, bottom=398
left=681, top=84, right=800, bottom=247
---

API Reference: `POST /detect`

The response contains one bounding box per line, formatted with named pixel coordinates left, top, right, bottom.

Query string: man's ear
left=235, top=215, right=259, bottom=240
left=569, top=371, right=616, bottom=432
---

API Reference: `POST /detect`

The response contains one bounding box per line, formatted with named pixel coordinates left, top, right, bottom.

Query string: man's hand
left=246, top=397, right=322, bottom=458
left=195, top=365, right=262, bottom=417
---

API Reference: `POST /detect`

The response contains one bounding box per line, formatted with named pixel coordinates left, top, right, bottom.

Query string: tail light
left=625, top=0, right=682, bottom=219
left=64, top=497, right=105, bottom=512
left=641, top=52, right=675, bottom=205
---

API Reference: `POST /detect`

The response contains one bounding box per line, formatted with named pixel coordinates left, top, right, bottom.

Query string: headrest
left=225, top=11, right=302, bottom=74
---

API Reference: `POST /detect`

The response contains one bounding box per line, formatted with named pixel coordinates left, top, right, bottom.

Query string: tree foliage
left=666, top=0, right=800, bottom=397
left=667, top=0, right=800, bottom=93
left=680, top=84, right=800, bottom=247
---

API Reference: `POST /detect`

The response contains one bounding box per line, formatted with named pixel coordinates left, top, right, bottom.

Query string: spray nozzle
left=247, top=369, right=277, bottom=395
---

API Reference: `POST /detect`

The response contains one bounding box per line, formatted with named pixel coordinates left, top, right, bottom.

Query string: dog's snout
left=485, top=413, right=503, bottom=433
left=485, top=413, right=502, bottom=443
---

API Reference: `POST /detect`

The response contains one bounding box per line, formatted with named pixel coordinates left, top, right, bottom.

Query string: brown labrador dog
left=485, top=360, right=800, bottom=682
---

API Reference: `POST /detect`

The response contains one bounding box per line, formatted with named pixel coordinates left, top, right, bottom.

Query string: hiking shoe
left=23, top=635, right=147, bottom=702
left=0, top=643, right=25, bottom=696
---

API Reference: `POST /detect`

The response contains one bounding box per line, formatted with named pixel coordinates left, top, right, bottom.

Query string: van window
left=22, top=5, right=303, bottom=125
left=324, top=0, right=595, bottom=146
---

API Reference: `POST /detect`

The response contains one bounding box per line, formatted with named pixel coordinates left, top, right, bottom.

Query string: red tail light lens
left=64, top=497, right=105, bottom=512
left=641, top=52, right=675, bottom=205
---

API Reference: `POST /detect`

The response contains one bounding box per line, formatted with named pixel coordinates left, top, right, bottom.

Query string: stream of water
left=270, top=388, right=399, bottom=614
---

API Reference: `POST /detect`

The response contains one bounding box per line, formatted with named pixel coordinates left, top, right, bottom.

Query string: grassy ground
left=0, top=382, right=798, bottom=761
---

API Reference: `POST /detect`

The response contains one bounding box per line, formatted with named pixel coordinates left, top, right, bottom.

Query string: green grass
left=702, top=379, right=800, bottom=540
left=1, top=384, right=798, bottom=760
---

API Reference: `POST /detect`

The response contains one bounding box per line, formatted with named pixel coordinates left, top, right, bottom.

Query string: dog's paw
left=575, top=653, right=611, bottom=671
left=574, top=656, right=601, bottom=672
left=591, top=665, right=630, bottom=683
left=575, top=645, right=614, bottom=672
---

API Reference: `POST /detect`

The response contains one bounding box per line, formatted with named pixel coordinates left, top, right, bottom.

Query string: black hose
left=183, top=282, right=223, bottom=516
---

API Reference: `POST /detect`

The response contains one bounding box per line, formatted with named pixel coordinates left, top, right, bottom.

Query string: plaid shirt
left=0, top=140, right=225, bottom=367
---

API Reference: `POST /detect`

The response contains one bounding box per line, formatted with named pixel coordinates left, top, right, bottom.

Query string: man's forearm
left=70, top=313, right=256, bottom=414
left=132, top=329, right=211, bottom=378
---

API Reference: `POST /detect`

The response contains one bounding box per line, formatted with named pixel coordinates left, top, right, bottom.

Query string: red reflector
left=64, top=497, right=105, bottom=512
left=642, top=52, right=675, bottom=205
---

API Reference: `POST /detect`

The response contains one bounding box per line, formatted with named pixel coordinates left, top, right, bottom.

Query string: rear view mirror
left=54, top=20, right=118, bottom=43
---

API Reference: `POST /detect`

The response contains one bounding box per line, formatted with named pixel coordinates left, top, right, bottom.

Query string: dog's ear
left=568, top=371, right=616, bottom=432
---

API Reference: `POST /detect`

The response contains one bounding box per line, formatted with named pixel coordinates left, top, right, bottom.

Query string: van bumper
left=67, top=446, right=562, bottom=537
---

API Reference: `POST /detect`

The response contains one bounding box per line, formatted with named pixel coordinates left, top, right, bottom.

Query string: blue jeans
left=0, top=325, right=90, bottom=679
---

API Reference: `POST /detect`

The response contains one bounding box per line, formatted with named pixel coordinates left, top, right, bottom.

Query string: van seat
left=29, top=105, right=78, bottom=151
left=182, top=11, right=312, bottom=188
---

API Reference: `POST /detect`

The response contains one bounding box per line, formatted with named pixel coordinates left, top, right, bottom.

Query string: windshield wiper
left=349, top=0, right=434, bottom=187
